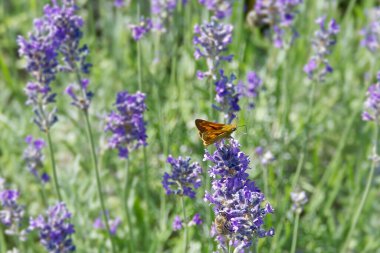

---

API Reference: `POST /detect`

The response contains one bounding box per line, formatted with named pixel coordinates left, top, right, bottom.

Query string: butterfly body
left=195, top=119, right=237, bottom=146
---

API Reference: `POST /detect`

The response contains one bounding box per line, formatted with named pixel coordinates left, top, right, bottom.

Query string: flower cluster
left=29, top=202, right=75, bottom=252
left=255, top=146, right=275, bottom=166
left=162, top=155, right=203, bottom=198
left=249, top=0, right=302, bottom=48
left=204, top=140, right=274, bottom=250
left=213, top=70, right=240, bottom=123
left=23, top=136, right=50, bottom=183
left=172, top=213, right=203, bottom=231
left=360, top=8, right=380, bottom=52
left=238, top=71, right=262, bottom=109
left=303, top=16, right=340, bottom=81
left=114, top=0, right=126, bottom=8
left=105, top=91, right=147, bottom=159
left=362, top=72, right=380, bottom=121
left=0, top=178, right=27, bottom=241
left=193, top=18, right=233, bottom=80
left=129, top=17, right=153, bottom=41
left=290, top=190, right=308, bottom=214
left=151, top=0, right=177, bottom=32
left=93, top=212, right=121, bottom=235
left=199, top=0, right=234, bottom=19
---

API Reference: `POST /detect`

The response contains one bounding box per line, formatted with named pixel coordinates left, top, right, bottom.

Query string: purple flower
left=193, top=18, right=233, bottom=80
left=189, top=213, right=203, bottom=226
left=172, top=215, right=183, bottom=231
left=29, top=202, right=75, bottom=252
left=204, top=140, right=274, bottom=250
left=199, top=0, right=234, bottom=19
left=23, top=136, right=50, bottom=183
left=65, top=78, right=93, bottom=110
left=0, top=179, right=27, bottom=241
left=213, top=70, right=240, bottom=123
left=362, top=72, right=380, bottom=121
left=360, top=8, right=380, bottom=52
left=238, top=71, right=262, bottom=109
left=162, top=155, right=203, bottom=198
left=93, top=212, right=121, bottom=235
left=255, top=146, right=275, bottom=165
left=304, top=16, right=340, bottom=81
left=251, top=0, right=302, bottom=48
left=114, top=0, right=125, bottom=8
left=105, top=91, right=147, bottom=159
left=151, top=0, right=177, bottom=32
left=129, top=17, right=153, bottom=41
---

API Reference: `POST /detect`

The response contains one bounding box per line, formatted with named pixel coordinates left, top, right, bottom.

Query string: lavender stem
left=46, top=130, right=62, bottom=201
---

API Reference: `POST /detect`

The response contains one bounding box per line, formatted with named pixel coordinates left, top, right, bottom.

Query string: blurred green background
left=0, top=0, right=380, bottom=252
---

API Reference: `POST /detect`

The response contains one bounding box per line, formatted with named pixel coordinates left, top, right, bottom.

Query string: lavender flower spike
left=362, top=72, right=380, bottom=121
left=151, top=0, right=177, bottom=32
left=360, top=8, right=380, bottom=52
left=29, top=202, right=75, bottom=252
left=199, top=0, right=234, bottom=19
left=0, top=179, right=28, bottom=241
left=172, top=215, right=183, bottom=231
left=23, top=136, right=50, bottom=183
left=105, top=91, right=147, bottom=159
left=129, top=17, right=153, bottom=41
left=204, top=140, right=274, bottom=250
left=250, top=0, right=302, bottom=48
left=238, top=71, right=262, bottom=109
left=162, top=155, right=203, bottom=198
left=193, top=18, right=233, bottom=80
left=213, top=70, right=240, bottom=123
left=93, top=212, right=121, bottom=235
left=304, top=16, right=340, bottom=81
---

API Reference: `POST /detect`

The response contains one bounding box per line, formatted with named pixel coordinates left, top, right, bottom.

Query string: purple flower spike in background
left=199, top=0, right=234, bottom=19
left=189, top=213, right=203, bottom=226
left=250, top=0, right=302, bottom=48
left=172, top=215, right=183, bottom=231
left=213, top=70, right=240, bottom=123
left=151, top=0, right=177, bottom=32
left=162, top=155, right=202, bottom=198
left=204, top=140, right=274, bottom=250
left=303, top=16, right=340, bottom=81
left=129, top=17, right=153, bottom=41
left=238, top=71, right=262, bottom=109
left=93, top=212, right=121, bottom=235
left=193, top=18, right=233, bottom=80
left=362, top=72, right=380, bottom=121
left=29, top=202, right=75, bottom=253
left=105, top=91, right=147, bottom=159
left=0, top=179, right=27, bottom=241
left=360, top=8, right=380, bottom=52
left=23, top=136, right=50, bottom=183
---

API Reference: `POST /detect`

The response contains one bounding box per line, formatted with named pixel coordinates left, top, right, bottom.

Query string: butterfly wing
left=195, top=119, right=235, bottom=146
left=195, top=119, right=225, bottom=132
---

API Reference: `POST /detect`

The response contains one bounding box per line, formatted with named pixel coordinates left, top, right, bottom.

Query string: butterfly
left=195, top=119, right=237, bottom=146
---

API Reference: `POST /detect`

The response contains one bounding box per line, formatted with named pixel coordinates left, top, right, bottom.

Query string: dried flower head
left=303, top=16, right=340, bottom=81
left=162, top=155, right=203, bottom=198
left=291, top=190, right=308, bottom=214
left=105, top=91, right=147, bottom=159
left=29, top=202, right=75, bottom=252
left=193, top=18, right=233, bottom=80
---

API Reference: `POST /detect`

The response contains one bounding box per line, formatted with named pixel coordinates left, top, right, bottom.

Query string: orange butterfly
left=195, top=119, right=237, bottom=146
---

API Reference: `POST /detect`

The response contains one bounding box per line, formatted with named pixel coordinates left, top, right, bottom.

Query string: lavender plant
left=162, top=155, right=203, bottom=251
left=151, top=0, right=177, bottom=32
left=0, top=179, right=27, bottom=242
left=105, top=91, right=147, bottom=159
left=238, top=71, right=263, bottom=109
left=93, top=212, right=121, bottom=235
left=193, top=18, right=233, bottom=80
left=129, top=17, right=153, bottom=41
left=23, top=136, right=50, bottom=184
left=362, top=72, right=380, bottom=121
left=360, top=8, right=380, bottom=52
left=290, top=190, right=308, bottom=253
left=204, top=139, right=274, bottom=251
left=199, top=0, right=234, bottom=19
left=303, top=16, right=340, bottom=81
left=29, top=202, right=75, bottom=252
left=213, top=70, right=240, bottom=123
left=247, top=0, right=302, bottom=48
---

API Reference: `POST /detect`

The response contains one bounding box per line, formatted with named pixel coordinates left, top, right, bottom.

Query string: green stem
left=123, top=160, right=135, bottom=252
left=0, top=228, right=6, bottom=253
left=181, top=196, right=188, bottom=253
left=340, top=121, right=379, bottom=253
left=46, top=130, right=62, bottom=202
left=83, top=111, right=116, bottom=253
left=137, top=40, right=142, bottom=91
left=290, top=212, right=301, bottom=253
left=263, top=165, right=269, bottom=197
